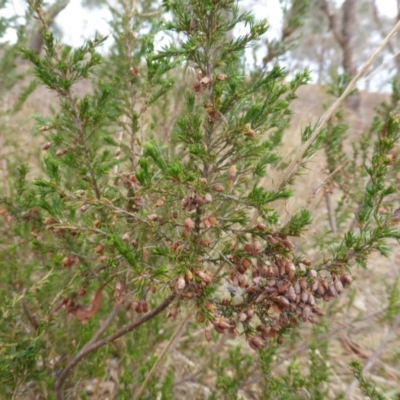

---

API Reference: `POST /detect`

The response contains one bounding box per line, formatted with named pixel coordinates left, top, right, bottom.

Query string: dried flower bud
left=282, top=238, right=294, bottom=250
left=309, top=269, right=317, bottom=279
left=98, top=255, right=108, bottom=263
left=276, top=296, right=290, bottom=309
left=228, top=165, right=237, bottom=180
left=312, top=306, right=325, bottom=316
left=329, top=283, right=338, bottom=297
left=196, top=270, right=213, bottom=284
left=334, top=278, right=344, bottom=294
left=205, top=303, right=216, bottom=312
left=42, top=142, right=52, bottom=150
left=114, top=149, right=121, bottom=157
left=80, top=204, right=90, bottom=212
left=56, top=148, right=68, bottom=157
left=122, top=232, right=130, bottom=241
left=204, top=327, right=212, bottom=341
left=239, top=312, right=247, bottom=322
left=302, top=259, right=312, bottom=266
left=200, top=76, right=211, bottom=85
left=249, top=335, right=265, bottom=350
left=95, top=244, right=105, bottom=254
left=175, top=276, right=186, bottom=292
left=63, top=255, right=78, bottom=268
left=340, top=274, right=353, bottom=287
left=211, top=183, right=224, bottom=192
left=167, top=307, right=178, bottom=320
left=131, top=300, right=140, bottom=312
left=256, top=223, right=266, bottom=231
left=245, top=128, right=256, bottom=138
left=196, top=311, right=205, bottom=323
left=266, top=235, right=279, bottom=245
left=155, top=197, right=165, bottom=208
left=184, top=218, right=195, bottom=230
left=148, top=214, right=159, bottom=221
left=286, top=285, right=296, bottom=302
left=204, top=193, right=212, bottom=203
left=216, top=73, right=227, bottom=81
left=141, top=301, right=149, bottom=313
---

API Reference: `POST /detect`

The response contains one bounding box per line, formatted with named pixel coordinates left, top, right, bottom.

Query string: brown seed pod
left=204, top=327, right=212, bottom=341
left=334, top=278, right=344, bottom=294
left=211, top=183, right=224, bottom=193
left=312, top=306, right=325, bottom=315
left=63, top=255, right=78, bottom=268
left=256, top=223, right=266, bottom=231
left=184, top=218, right=195, bottom=230
left=276, top=296, right=290, bottom=309
left=141, top=301, right=149, bottom=313
left=286, top=285, right=296, bottom=302
left=42, top=142, right=52, bottom=150
left=167, top=307, right=178, bottom=320
left=309, top=269, right=318, bottom=279
left=248, top=335, right=265, bottom=350
left=95, top=244, right=105, bottom=254
left=56, top=148, right=68, bottom=157
left=301, top=305, right=311, bottom=321
left=267, top=235, right=279, bottom=246
left=340, top=273, right=353, bottom=287
left=185, top=270, right=193, bottom=281
left=155, top=197, right=165, bottom=208
left=239, top=312, right=247, bottom=322
left=148, top=214, right=159, bottom=222
left=329, top=283, right=338, bottom=297
left=281, top=238, right=294, bottom=250
left=205, top=303, right=216, bottom=312
left=196, top=270, right=213, bottom=284
left=229, top=165, right=237, bottom=180
left=301, top=291, right=309, bottom=303
left=175, top=276, right=186, bottom=292
left=308, top=315, right=320, bottom=324
left=196, top=311, right=205, bottom=323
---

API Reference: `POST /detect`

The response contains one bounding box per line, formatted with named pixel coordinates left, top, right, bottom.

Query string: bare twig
left=54, top=294, right=175, bottom=400
left=325, top=188, right=337, bottom=233
left=22, top=299, right=39, bottom=332
left=133, top=303, right=196, bottom=400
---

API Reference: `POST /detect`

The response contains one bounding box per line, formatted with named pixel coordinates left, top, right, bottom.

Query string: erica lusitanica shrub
left=0, top=0, right=399, bottom=398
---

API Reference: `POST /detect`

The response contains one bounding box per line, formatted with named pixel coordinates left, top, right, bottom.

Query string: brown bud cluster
left=216, top=244, right=353, bottom=350
left=131, top=300, right=149, bottom=314
left=181, top=192, right=205, bottom=212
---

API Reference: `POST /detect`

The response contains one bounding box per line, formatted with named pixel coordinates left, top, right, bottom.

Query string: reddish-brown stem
left=54, top=294, right=175, bottom=400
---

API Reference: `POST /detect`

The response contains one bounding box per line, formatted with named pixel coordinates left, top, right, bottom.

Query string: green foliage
left=349, top=361, right=385, bottom=400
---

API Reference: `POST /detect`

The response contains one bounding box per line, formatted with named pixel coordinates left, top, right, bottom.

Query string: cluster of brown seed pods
left=207, top=240, right=353, bottom=350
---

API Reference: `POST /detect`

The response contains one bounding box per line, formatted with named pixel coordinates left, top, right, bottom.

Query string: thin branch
left=54, top=294, right=175, bottom=400
left=274, top=18, right=400, bottom=191
left=133, top=303, right=196, bottom=400
left=22, top=299, right=39, bottom=332
left=318, top=0, right=344, bottom=46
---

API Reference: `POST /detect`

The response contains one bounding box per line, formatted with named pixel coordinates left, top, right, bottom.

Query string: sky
left=1, top=0, right=399, bottom=91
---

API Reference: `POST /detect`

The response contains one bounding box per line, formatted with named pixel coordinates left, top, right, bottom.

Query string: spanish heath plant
left=0, top=0, right=399, bottom=398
